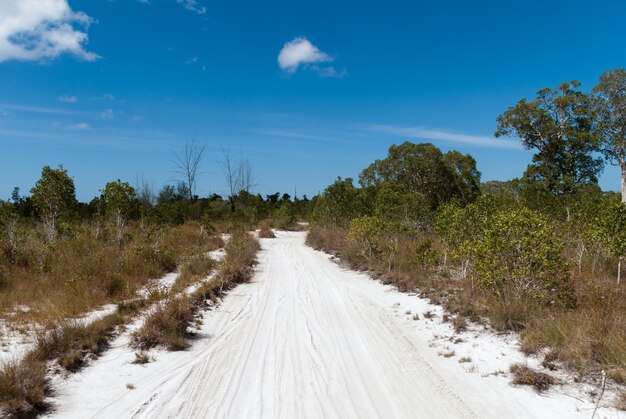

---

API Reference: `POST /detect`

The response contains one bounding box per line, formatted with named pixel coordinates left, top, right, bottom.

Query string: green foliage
left=495, top=81, right=603, bottom=197
left=312, top=178, right=373, bottom=226
left=102, top=180, right=136, bottom=218
left=373, top=182, right=429, bottom=232
left=359, top=142, right=481, bottom=208
left=414, top=239, right=438, bottom=269
left=347, top=216, right=386, bottom=260
left=30, top=165, right=77, bottom=241
left=596, top=200, right=626, bottom=259
left=467, top=207, right=571, bottom=328
left=273, top=203, right=296, bottom=229
left=435, top=194, right=505, bottom=256
left=593, top=68, right=626, bottom=201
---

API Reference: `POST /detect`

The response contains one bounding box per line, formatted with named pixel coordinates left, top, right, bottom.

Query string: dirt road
left=48, top=231, right=612, bottom=418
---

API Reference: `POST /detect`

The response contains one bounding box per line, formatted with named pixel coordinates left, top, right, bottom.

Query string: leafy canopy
left=495, top=81, right=603, bottom=196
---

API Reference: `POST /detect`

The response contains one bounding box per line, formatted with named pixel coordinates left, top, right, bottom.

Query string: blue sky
left=1, top=0, right=625, bottom=201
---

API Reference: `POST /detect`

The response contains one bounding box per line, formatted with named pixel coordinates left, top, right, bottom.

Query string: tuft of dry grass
left=131, top=296, right=193, bottom=351
left=440, top=349, right=455, bottom=358
left=510, top=363, right=556, bottom=392
left=133, top=351, right=151, bottom=364
left=459, top=356, right=472, bottom=363
left=453, top=315, right=468, bottom=333
left=616, top=392, right=626, bottom=411
left=258, top=220, right=276, bottom=239
left=0, top=357, right=47, bottom=417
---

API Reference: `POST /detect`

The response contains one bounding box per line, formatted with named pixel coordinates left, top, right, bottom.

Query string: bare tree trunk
left=622, top=167, right=626, bottom=204
left=42, top=216, right=57, bottom=243
left=618, top=256, right=622, bottom=285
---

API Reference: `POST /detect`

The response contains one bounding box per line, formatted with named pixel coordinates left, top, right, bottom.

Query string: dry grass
left=616, top=392, right=626, bottom=411
left=132, top=230, right=260, bottom=352
left=307, top=226, right=626, bottom=388
left=0, top=221, right=221, bottom=327
left=510, top=363, right=556, bottom=392
left=258, top=220, right=276, bottom=239
left=453, top=316, right=468, bottom=333
left=131, top=296, right=193, bottom=351
left=0, top=299, right=147, bottom=417
left=0, top=357, right=47, bottom=417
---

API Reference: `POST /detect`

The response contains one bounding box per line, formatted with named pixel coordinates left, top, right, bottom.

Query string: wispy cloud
left=0, top=103, right=90, bottom=116
left=0, top=0, right=99, bottom=63
left=176, top=0, right=206, bottom=14
left=360, top=124, right=522, bottom=149
left=278, top=37, right=343, bottom=77
left=185, top=56, right=198, bottom=64
left=100, top=109, right=114, bottom=119
left=59, top=95, right=77, bottom=103
left=248, top=128, right=357, bottom=145
left=67, top=122, right=91, bottom=130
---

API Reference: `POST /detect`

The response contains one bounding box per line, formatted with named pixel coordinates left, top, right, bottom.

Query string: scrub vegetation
left=307, top=70, right=626, bottom=394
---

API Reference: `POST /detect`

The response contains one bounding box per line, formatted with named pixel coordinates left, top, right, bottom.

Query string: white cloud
left=278, top=37, right=333, bottom=74
left=59, top=94, right=77, bottom=103
left=176, top=0, right=206, bottom=14
left=0, top=0, right=99, bottom=63
left=131, top=116, right=141, bottom=122
left=362, top=124, right=523, bottom=150
left=67, top=122, right=90, bottom=130
left=185, top=56, right=198, bottom=64
left=100, top=109, right=114, bottom=119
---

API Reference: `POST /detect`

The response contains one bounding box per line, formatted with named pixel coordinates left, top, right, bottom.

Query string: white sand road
left=45, top=231, right=624, bottom=419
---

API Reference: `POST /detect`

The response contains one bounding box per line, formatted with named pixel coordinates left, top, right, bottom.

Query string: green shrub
left=467, top=207, right=572, bottom=329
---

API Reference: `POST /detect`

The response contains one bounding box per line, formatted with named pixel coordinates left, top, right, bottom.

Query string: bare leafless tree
left=173, top=137, right=206, bottom=201
left=219, top=147, right=257, bottom=211
left=135, top=174, right=156, bottom=207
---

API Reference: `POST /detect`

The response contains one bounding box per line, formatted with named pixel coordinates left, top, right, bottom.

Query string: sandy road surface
left=48, top=231, right=615, bottom=419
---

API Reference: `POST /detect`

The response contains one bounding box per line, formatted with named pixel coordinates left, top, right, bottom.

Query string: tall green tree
left=359, top=142, right=480, bottom=208
left=593, top=68, right=626, bottom=203
left=495, top=81, right=603, bottom=197
left=102, top=180, right=136, bottom=247
left=30, top=165, right=77, bottom=242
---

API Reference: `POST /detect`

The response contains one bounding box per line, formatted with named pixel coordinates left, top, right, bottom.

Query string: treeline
left=2, top=166, right=315, bottom=233
left=308, top=69, right=626, bottom=392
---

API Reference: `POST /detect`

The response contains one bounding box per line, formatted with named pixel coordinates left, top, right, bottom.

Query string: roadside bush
left=347, top=216, right=386, bottom=262
left=468, top=207, right=572, bottom=329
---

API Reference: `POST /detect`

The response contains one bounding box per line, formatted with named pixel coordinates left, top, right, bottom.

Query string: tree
left=30, top=165, right=77, bottom=242
left=593, top=68, right=626, bottom=203
left=359, top=142, right=480, bottom=208
left=173, top=138, right=206, bottom=201
left=442, top=150, right=481, bottom=204
left=102, top=180, right=136, bottom=247
left=220, top=148, right=256, bottom=212
left=495, top=81, right=603, bottom=197
left=311, top=178, right=373, bottom=226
